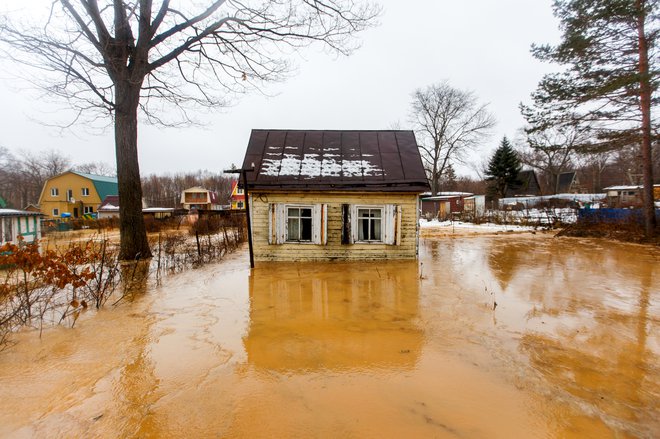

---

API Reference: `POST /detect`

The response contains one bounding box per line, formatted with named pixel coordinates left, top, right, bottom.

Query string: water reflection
left=422, top=236, right=660, bottom=437
left=1, top=236, right=658, bottom=437
left=245, top=261, right=422, bottom=372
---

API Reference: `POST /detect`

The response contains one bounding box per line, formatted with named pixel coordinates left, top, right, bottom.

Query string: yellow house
left=38, top=171, right=118, bottom=219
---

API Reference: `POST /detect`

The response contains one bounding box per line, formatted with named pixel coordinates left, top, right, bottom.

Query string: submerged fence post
left=225, top=166, right=255, bottom=268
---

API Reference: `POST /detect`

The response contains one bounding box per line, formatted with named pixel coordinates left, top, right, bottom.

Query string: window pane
left=301, top=208, right=312, bottom=218
left=358, top=219, right=367, bottom=241
left=371, top=209, right=381, bottom=218
left=301, top=218, right=312, bottom=241
left=372, top=218, right=381, bottom=240
left=288, top=207, right=300, bottom=217
left=287, top=217, right=299, bottom=240
left=358, top=209, right=369, bottom=218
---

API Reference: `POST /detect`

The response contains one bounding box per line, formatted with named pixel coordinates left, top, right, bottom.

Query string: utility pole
left=224, top=166, right=255, bottom=268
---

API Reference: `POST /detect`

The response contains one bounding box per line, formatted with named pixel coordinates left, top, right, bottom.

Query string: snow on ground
left=419, top=219, right=538, bottom=233
left=494, top=208, right=577, bottom=224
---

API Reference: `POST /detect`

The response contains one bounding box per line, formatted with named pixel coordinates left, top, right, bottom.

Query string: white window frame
left=83, top=206, right=94, bottom=214
left=269, top=203, right=327, bottom=245
left=349, top=204, right=401, bottom=246
left=51, top=188, right=59, bottom=197
left=81, top=187, right=90, bottom=197
left=285, top=205, right=314, bottom=243
left=355, top=206, right=384, bottom=243
left=52, top=208, right=59, bottom=217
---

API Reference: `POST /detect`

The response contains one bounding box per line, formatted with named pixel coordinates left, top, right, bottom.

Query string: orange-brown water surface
left=0, top=234, right=658, bottom=438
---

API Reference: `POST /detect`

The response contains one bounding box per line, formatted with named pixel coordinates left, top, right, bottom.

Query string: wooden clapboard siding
left=251, top=191, right=419, bottom=261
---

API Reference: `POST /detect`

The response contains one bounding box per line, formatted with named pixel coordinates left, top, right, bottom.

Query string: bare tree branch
left=409, top=81, right=495, bottom=195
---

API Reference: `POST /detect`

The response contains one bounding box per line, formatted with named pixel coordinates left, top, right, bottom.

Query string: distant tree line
left=0, top=147, right=235, bottom=209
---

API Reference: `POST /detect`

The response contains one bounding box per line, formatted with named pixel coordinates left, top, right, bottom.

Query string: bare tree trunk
left=637, top=0, right=656, bottom=237
left=115, top=81, right=152, bottom=260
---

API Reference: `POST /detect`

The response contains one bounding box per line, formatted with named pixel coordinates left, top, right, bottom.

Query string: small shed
left=604, top=184, right=660, bottom=207
left=421, top=192, right=473, bottom=219
left=0, top=209, right=42, bottom=245
left=142, top=207, right=174, bottom=219
left=242, top=129, right=429, bottom=261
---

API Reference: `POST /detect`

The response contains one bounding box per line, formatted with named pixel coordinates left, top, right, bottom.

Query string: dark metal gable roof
left=241, top=130, right=429, bottom=192
left=557, top=172, right=576, bottom=193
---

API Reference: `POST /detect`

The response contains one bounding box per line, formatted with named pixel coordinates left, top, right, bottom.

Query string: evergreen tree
left=486, top=137, right=522, bottom=199
left=439, top=163, right=457, bottom=192
left=524, top=0, right=658, bottom=236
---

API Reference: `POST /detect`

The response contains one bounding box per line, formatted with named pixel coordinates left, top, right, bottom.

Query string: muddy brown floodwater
left=0, top=233, right=658, bottom=438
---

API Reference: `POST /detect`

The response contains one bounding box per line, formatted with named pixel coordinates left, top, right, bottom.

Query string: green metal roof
left=70, top=171, right=118, bottom=201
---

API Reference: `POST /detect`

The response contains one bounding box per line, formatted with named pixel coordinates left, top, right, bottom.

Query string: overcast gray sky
left=0, top=0, right=560, bottom=177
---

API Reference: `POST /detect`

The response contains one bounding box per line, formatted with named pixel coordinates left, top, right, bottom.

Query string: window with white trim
left=268, top=203, right=327, bottom=245
left=84, top=206, right=93, bottom=214
left=343, top=204, right=401, bottom=246
left=286, top=206, right=313, bottom=242
left=51, top=188, right=59, bottom=197
left=82, top=187, right=90, bottom=196
left=357, top=207, right=382, bottom=242
left=52, top=208, right=59, bottom=217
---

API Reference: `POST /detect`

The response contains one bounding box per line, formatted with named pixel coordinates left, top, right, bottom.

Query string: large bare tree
left=0, top=0, right=379, bottom=260
left=410, top=82, right=495, bottom=195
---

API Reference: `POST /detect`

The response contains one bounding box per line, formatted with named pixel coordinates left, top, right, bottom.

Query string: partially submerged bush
left=1, top=216, right=248, bottom=351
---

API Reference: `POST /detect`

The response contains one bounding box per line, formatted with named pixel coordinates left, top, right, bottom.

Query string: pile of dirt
left=557, top=221, right=660, bottom=245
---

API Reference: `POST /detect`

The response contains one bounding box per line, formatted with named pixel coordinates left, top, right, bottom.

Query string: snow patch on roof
left=260, top=154, right=384, bottom=178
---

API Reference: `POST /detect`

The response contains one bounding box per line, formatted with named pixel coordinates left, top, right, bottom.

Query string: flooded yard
left=0, top=233, right=658, bottom=438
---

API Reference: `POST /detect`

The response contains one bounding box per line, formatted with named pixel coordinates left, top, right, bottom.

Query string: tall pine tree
left=486, top=137, right=522, bottom=199
left=525, top=0, right=658, bottom=236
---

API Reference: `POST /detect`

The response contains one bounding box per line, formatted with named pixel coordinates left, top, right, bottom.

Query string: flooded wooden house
left=242, top=130, right=429, bottom=261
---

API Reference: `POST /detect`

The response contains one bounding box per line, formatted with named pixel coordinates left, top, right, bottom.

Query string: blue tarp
left=578, top=208, right=660, bottom=223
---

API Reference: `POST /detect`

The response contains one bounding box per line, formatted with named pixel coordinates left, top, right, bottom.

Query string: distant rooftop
left=0, top=209, right=42, bottom=217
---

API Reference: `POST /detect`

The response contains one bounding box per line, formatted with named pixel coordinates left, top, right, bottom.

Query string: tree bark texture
left=115, top=81, right=152, bottom=260
left=637, top=0, right=656, bottom=237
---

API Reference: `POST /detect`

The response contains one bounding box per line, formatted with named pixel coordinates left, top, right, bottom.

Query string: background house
left=38, top=171, right=118, bottom=219
left=242, top=129, right=429, bottom=261
left=604, top=184, right=660, bottom=208
left=504, top=170, right=542, bottom=198
left=230, top=181, right=245, bottom=210
left=556, top=171, right=582, bottom=194
left=180, top=187, right=222, bottom=211
left=0, top=209, right=42, bottom=244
